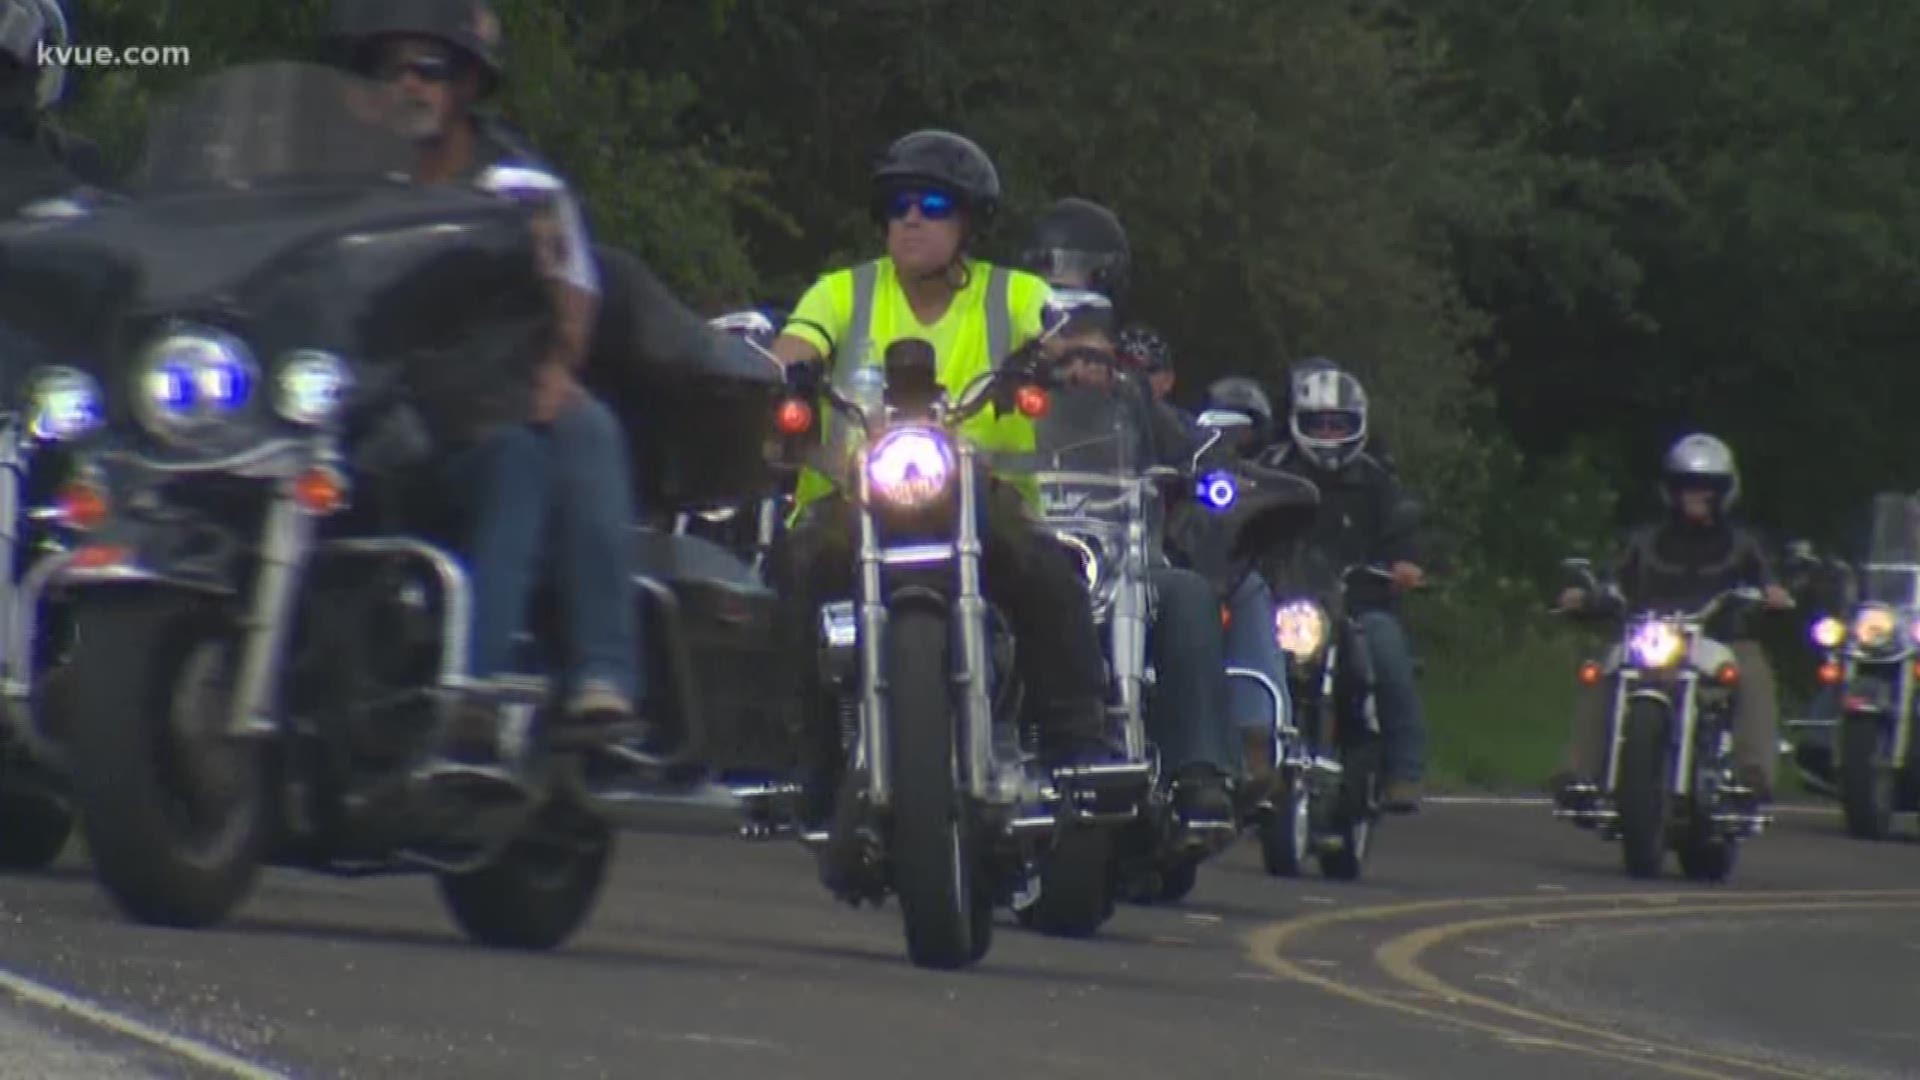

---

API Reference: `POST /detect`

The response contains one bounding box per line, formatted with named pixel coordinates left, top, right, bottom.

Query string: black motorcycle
left=0, top=62, right=780, bottom=946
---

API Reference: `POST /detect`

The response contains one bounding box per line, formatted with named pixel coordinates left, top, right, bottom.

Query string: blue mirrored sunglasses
left=885, top=189, right=958, bottom=221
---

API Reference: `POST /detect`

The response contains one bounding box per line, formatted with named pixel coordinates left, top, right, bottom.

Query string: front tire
left=1616, top=699, right=1672, bottom=879
left=1019, top=824, right=1114, bottom=937
left=1320, top=740, right=1379, bottom=881
left=438, top=796, right=612, bottom=950
left=66, top=593, right=268, bottom=927
left=886, top=607, right=990, bottom=969
left=1838, top=714, right=1896, bottom=841
left=1260, top=777, right=1310, bottom=877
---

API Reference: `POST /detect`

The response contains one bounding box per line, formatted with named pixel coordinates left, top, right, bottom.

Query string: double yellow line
left=1244, top=889, right=1920, bottom=1079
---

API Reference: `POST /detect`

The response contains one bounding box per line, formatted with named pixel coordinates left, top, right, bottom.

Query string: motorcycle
left=773, top=290, right=1148, bottom=968
left=1804, top=493, right=1920, bottom=839
left=1553, top=561, right=1775, bottom=880
left=670, top=311, right=794, bottom=578
left=0, top=61, right=782, bottom=945
left=1184, top=413, right=1350, bottom=879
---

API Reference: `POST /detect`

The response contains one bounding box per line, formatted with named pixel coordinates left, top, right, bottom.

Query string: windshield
left=1026, top=382, right=1146, bottom=530
left=1857, top=492, right=1920, bottom=606
left=134, top=61, right=415, bottom=193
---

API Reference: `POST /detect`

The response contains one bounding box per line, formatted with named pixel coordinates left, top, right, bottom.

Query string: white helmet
left=0, top=0, right=67, bottom=110
left=1288, top=359, right=1369, bottom=471
left=1660, top=432, right=1740, bottom=510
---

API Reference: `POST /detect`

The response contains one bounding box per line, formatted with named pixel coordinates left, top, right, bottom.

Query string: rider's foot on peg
left=1381, top=778, right=1424, bottom=814
left=547, top=681, right=650, bottom=753
left=1040, top=698, right=1124, bottom=768
left=1173, top=765, right=1235, bottom=824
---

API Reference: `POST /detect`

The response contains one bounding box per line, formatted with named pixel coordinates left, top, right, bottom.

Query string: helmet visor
left=1296, top=409, right=1362, bottom=443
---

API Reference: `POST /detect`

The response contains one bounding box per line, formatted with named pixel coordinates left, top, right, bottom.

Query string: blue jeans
left=1358, top=609, right=1425, bottom=783
left=1224, top=572, right=1292, bottom=762
left=1145, top=567, right=1234, bottom=773
left=444, top=393, right=642, bottom=703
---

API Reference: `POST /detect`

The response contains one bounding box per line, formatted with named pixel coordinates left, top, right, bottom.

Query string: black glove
left=784, top=358, right=824, bottom=400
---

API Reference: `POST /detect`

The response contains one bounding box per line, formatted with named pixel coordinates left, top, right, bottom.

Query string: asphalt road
left=0, top=799, right=1917, bottom=1080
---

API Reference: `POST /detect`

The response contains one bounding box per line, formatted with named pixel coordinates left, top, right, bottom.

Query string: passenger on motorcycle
left=1116, top=325, right=1187, bottom=425
left=1554, top=433, right=1793, bottom=804
left=766, top=129, right=1117, bottom=831
left=327, top=0, right=644, bottom=753
left=1254, top=359, right=1430, bottom=812
left=1043, top=313, right=1239, bottom=821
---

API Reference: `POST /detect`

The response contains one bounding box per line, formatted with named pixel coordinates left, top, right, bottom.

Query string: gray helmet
left=0, top=0, right=69, bottom=110
left=326, top=0, right=504, bottom=96
left=1021, top=197, right=1129, bottom=299
left=1288, top=359, right=1369, bottom=471
left=1661, top=432, right=1740, bottom=510
left=870, top=129, right=1001, bottom=225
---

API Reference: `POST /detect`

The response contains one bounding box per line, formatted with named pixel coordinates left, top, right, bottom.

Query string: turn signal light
left=1713, top=663, right=1739, bottom=687
left=1818, top=660, right=1844, bottom=685
left=69, top=543, right=129, bottom=570
left=1220, top=605, right=1232, bottom=629
left=291, top=465, right=347, bottom=515
left=775, top=399, right=814, bottom=436
left=1015, top=384, right=1050, bottom=418
left=1577, top=660, right=1602, bottom=685
left=53, top=481, right=107, bottom=532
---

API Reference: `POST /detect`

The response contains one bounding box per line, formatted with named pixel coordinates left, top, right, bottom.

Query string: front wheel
left=1018, top=824, right=1113, bottom=937
left=0, top=775, right=71, bottom=870
left=66, top=593, right=268, bottom=927
left=1616, top=699, right=1672, bottom=879
left=438, top=796, right=612, bottom=950
left=886, top=606, right=991, bottom=969
left=1320, top=740, right=1379, bottom=881
left=1260, top=777, right=1310, bottom=877
left=1838, top=714, right=1896, bottom=841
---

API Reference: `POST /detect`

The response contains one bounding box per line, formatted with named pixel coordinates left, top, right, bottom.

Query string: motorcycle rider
left=1255, top=359, right=1430, bottom=812
left=1117, top=325, right=1189, bottom=425
left=327, top=0, right=643, bottom=752
left=766, top=130, right=1120, bottom=836
left=1042, top=311, right=1239, bottom=820
left=0, top=0, right=109, bottom=210
left=1019, top=198, right=1291, bottom=794
left=1553, top=433, right=1793, bottom=804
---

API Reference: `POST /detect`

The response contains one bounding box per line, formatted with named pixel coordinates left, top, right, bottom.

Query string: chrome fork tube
left=1602, top=672, right=1632, bottom=793
left=855, top=468, right=891, bottom=808
left=1671, top=676, right=1700, bottom=796
left=225, top=493, right=314, bottom=737
left=954, top=447, right=993, bottom=800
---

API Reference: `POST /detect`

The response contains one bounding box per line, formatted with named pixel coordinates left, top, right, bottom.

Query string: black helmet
left=1206, top=377, right=1274, bottom=428
left=870, top=129, right=1001, bottom=225
left=1021, top=197, right=1129, bottom=300
left=326, top=0, right=504, bottom=96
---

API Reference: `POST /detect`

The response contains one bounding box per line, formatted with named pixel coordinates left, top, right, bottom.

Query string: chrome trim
left=878, top=542, right=953, bottom=566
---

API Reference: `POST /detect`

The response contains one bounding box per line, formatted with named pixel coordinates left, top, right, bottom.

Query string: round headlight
left=132, top=326, right=256, bottom=444
left=1274, top=599, right=1329, bottom=662
left=1810, top=616, right=1846, bottom=650
left=1852, top=604, right=1899, bottom=651
left=273, top=350, right=353, bottom=426
left=24, top=366, right=103, bottom=442
left=1627, top=619, right=1686, bottom=668
left=866, top=426, right=954, bottom=511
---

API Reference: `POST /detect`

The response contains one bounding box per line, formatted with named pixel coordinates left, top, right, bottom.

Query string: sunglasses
left=374, top=53, right=456, bottom=84
left=884, top=189, right=958, bottom=221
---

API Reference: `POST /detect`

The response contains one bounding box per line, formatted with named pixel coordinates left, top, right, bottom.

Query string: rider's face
left=373, top=38, right=466, bottom=141
left=1678, top=487, right=1715, bottom=523
left=884, top=188, right=965, bottom=277
left=1043, top=330, right=1117, bottom=390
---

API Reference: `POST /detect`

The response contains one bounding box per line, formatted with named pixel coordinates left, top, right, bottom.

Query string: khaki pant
left=1564, top=640, right=1778, bottom=791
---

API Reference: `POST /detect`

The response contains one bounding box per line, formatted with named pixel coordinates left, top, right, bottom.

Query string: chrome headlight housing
left=1850, top=604, right=1900, bottom=653
left=865, top=426, right=954, bottom=511
left=273, top=350, right=353, bottom=426
left=1274, top=599, right=1330, bottom=663
left=131, top=326, right=257, bottom=445
left=1626, top=618, right=1687, bottom=669
left=24, top=365, right=103, bottom=442
left=1054, top=531, right=1119, bottom=612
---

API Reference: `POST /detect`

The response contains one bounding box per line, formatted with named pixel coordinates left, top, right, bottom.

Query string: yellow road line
left=1244, top=889, right=1920, bottom=1080
left=1376, top=899, right=1920, bottom=1080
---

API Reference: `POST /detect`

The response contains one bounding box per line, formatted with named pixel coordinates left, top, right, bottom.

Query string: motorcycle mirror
left=1039, top=289, right=1113, bottom=341
left=1189, top=426, right=1225, bottom=472
left=709, top=310, right=778, bottom=340
left=1195, top=409, right=1254, bottom=430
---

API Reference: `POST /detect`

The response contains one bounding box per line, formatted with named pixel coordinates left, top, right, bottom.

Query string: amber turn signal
left=1713, top=662, right=1739, bottom=687
left=1015, top=384, right=1050, bottom=418
left=1818, top=660, right=1844, bottom=685
left=69, top=544, right=129, bottom=570
left=292, top=465, right=347, bottom=515
left=1577, top=660, right=1602, bottom=685
left=54, top=481, right=107, bottom=532
left=775, top=399, right=814, bottom=436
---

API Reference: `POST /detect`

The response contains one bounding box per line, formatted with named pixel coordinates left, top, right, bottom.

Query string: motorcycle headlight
left=1810, top=616, right=1846, bottom=650
left=1274, top=599, right=1330, bottom=663
left=273, top=350, right=353, bottom=426
left=132, top=326, right=256, bottom=444
left=1851, top=604, right=1899, bottom=651
left=1626, top=619, right=1686, bottom=668
left=24, top=366, right=103, bottom=442
left=865, top=426, right=954, bottom=511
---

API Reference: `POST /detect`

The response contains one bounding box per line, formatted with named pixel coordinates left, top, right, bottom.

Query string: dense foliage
left=56, top=2, right=1913, bottom=766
